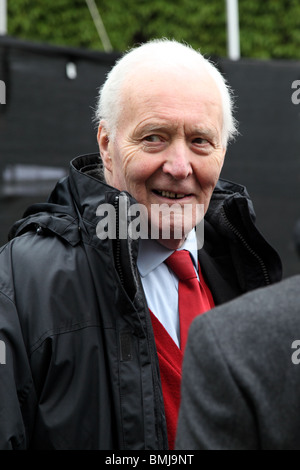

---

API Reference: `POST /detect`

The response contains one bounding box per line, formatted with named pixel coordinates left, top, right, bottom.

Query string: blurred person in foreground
left=176, top=274, right=300, bottom=450
left=0, top=39, right=282, bottom=450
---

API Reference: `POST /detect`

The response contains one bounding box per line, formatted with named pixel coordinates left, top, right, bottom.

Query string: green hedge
left=7, top=0, right=300, bottom=59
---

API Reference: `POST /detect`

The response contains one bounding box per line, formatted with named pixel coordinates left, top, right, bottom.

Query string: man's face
left=98, top=67, right=226, bottom=249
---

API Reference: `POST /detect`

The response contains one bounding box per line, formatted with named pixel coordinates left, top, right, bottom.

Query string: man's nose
left=162, top=142, right=192, bottom=180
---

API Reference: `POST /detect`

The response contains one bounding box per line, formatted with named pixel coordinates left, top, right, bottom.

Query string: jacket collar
left=9, top=153, right=257, bottom=246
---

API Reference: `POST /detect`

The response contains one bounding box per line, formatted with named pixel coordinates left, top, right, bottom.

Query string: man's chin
left=148, top=224, right=192, bottom=249
left=154, top=237, right=187, bottom=250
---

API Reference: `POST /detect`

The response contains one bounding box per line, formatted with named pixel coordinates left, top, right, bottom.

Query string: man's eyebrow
left=191, top=127, right=217, bottom=138
left=134, top=121, right=177, bottom=135
left=134, top=122, right=218, bottom=139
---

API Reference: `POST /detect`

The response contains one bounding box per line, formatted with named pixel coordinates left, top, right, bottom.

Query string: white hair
left=95, top=38, right=238, bottom=147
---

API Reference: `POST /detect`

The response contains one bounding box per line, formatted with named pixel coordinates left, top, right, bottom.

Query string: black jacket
left=0, top=153, right=282, bottom=450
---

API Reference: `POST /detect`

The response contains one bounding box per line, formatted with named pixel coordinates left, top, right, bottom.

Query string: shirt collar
left=137, top=229, right=198, bottom=277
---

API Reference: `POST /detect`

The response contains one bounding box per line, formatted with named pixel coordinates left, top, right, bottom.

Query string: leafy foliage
left=6, top=0, right=300, bottom=59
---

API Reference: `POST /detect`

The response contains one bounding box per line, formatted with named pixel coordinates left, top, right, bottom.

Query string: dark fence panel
left=219, top=57, right=300, bottom=278
left=0, top=37, right=119, bottom=244
left=1, top=37, right=300, bottom=277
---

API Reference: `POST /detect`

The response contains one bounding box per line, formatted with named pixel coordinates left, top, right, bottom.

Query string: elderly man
left=0, top=39, right=281, bottom=450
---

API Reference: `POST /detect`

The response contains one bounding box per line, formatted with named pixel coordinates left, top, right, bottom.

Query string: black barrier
left=0, top=36, right=300, bottom=277
left=0, top=36, right=120, bottom=247
left=219, top=57, right=300, bottom=278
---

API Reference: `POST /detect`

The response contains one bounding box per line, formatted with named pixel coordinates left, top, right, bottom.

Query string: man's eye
left=193, top=137, right=209, bottom=145
left=144, top=135, right=162, bottom=143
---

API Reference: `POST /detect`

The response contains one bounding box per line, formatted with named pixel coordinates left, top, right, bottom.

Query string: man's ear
left=97, top=121, right=112, bottom=172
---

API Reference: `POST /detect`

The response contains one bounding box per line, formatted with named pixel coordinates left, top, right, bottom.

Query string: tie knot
left=165, top=250, right=197, bottom=281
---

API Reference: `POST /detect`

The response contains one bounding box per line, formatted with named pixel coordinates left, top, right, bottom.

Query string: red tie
left=165, top=250, right=214, bottom=351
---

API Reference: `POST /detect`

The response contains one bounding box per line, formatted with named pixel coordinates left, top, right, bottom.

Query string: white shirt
left=137, top=230, right=199, bottom=347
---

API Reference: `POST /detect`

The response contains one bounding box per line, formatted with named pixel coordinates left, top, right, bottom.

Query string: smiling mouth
left=152, top=189, right=191, bottom=200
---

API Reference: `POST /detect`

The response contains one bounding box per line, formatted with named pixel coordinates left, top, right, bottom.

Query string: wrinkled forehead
left=124, top=62, right=216, bottom=93
left=118, top=65, right=223, bottom=125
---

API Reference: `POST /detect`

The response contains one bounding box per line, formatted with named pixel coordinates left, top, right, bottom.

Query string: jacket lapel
left=198, top=248, right=241, bottom=306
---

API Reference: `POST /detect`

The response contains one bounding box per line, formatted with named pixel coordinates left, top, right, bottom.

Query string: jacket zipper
left=114, top=195, right=124, bottom=287
left=221, top=206, right=271, bottom=285
left=113, top=193, right=168, bottom=448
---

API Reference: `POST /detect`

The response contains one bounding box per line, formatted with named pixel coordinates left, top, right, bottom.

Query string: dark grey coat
left=176, top=275, right=300, bottom=450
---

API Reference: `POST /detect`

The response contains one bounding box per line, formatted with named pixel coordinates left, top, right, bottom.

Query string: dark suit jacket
left=175, top=275, right=300, bottom=450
